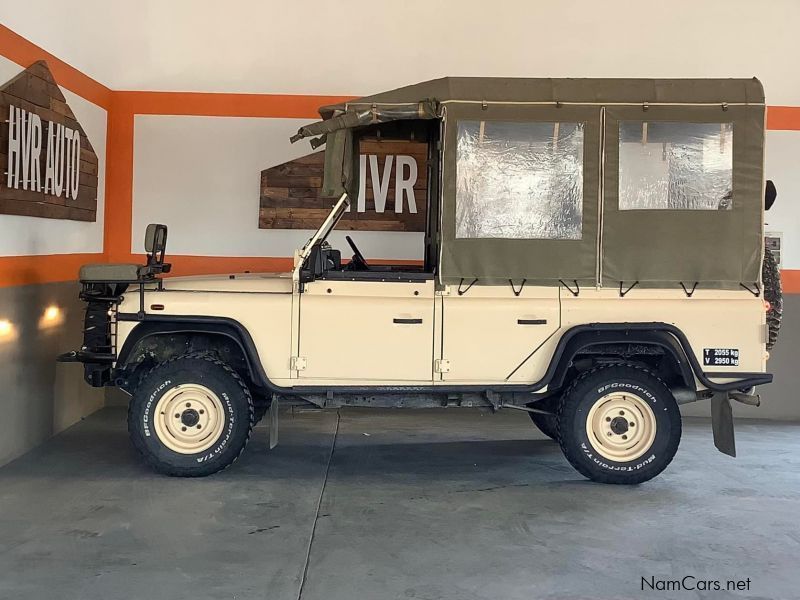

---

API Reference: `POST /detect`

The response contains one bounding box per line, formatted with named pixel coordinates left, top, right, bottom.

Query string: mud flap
left=711, top=394, right=736, bottom=457
left=268, top=395, right=279, bottom=450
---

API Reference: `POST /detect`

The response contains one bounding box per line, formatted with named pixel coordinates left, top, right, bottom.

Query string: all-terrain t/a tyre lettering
left=557, top=364, right=682, bottom=485
left=128, top=353, right=254, bottom=477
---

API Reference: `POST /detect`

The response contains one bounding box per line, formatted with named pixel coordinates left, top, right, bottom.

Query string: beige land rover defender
left=60, top=78, right=781, bottom=484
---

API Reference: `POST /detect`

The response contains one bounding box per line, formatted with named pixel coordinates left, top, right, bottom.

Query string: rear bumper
left=701, top=371, right=773, bottom=391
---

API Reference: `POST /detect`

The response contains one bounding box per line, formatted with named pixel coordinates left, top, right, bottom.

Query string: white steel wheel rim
left=153, top=384, right=225, bottom=454
left=586, top=391, right=657, bottom=462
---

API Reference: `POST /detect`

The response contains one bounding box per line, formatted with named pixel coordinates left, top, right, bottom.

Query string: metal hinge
left=434, top=358, right=451, bottom=373
left=290, top=356, right=307, bottom=371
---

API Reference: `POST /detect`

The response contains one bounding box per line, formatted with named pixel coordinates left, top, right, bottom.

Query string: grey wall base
left=0, top=281, right=104, bottom=467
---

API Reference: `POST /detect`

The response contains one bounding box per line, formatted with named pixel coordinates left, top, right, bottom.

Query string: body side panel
left=117, top=289, right=294, bottom=380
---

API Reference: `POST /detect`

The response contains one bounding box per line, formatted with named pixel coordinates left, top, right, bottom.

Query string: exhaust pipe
left=728, top=391, right=761, bottom=407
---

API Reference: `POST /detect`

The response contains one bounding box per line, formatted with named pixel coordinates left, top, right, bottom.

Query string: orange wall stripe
left=114, top=91, right=355, bottom=119
left=766, top=106, right=800, bottom=131
left=780, top=269, right=800, bottom=294
left=0, top=253, right=102, bottom=288
left=103, top=104, right=135, bottom=263
left=0, top=24, right=112, bottom=109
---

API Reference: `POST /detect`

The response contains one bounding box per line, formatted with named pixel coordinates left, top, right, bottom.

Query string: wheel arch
left=115, top=316, right=281, bottom=394
left=545, top=326, right=697, bottom=394
left=538, top=322, right=771, bottom=395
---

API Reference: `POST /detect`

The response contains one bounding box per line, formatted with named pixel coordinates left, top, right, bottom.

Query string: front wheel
left=557, top=364, right=681, bottom=484
left=128, top=353, right=254, bottom=477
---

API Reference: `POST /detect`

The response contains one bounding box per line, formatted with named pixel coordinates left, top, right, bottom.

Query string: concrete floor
left=0, top=408, right=798, bottom=600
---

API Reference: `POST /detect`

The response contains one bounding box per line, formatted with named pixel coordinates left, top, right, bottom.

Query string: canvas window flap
left=439, top=103, right=601, bottom=286
left=601, top=105, right=764, bottom=288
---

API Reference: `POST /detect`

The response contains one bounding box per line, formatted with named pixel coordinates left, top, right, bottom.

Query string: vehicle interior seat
left=79, top=224, right=171, bottom=282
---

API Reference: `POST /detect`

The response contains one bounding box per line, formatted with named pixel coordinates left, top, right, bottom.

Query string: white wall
left=132, top=115, right=423, bottom=259
left=3, top=0, right=800, bottom=104
left=764, top=132, right=800, bottom=268
left=0, top=55, right=106, bottom=256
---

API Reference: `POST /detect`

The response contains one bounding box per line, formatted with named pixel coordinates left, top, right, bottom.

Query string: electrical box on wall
left=765, top=232, right=782, bottom=268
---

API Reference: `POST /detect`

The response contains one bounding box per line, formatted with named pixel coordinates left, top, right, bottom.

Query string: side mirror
left=145, top=223, right=168, bottom=256
left=142, top=224, right=171, bottom=275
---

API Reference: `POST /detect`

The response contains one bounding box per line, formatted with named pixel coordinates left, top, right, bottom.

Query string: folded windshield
left=297, top=192, right=350, bottom=263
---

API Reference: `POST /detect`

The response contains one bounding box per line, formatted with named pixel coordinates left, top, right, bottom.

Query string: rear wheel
left=557, top=364, right=681, bottom=484
left=128, top=353, right=254, bottom=477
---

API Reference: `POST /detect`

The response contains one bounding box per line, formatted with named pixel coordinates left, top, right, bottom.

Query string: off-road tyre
left=557, top=364, right=681, bottom=484
left=128, top=353, right=254, bottom=477
left=526, top=397, right=558, bottom=440
left=763, top=245, right=782, bottom=350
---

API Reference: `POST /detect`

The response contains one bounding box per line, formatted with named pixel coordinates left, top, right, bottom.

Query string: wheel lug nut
left=196, top=425, right=201, bottom=429
left=622, top=434, right=628, bottom=440
left=607, top=432, right=613, bottom=436
left=186, top=402, right=191, bottom=407
left=619, top=410, right=624, bottom=415
left=181, top=426, right=187, bottom=431
left=605, top=417, right=611, bottom=422
left=174, top=414, right=180, bottom=418
left=199, top=410, right=204, bottom=414
left=629, top=422, right=635, bottom=427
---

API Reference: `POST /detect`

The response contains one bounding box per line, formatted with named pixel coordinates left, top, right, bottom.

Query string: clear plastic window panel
left=619, top=122, right=733, bottom=210
left=455, top=121, right=583, bottom=239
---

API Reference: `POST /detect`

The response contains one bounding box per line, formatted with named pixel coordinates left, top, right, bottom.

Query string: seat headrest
left=144, top=224, right=168, bottom=254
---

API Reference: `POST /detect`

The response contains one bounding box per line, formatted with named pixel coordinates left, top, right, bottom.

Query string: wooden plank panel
left=259, top=138, right=429, bottom=232
left=0, top=61, right=98, bottom=222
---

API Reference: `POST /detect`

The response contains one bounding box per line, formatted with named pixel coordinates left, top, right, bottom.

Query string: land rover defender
left=60, top=77, right=780, bottom=484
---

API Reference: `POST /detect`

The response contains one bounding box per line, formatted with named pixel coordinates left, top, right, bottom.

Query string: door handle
left=393, top=318, right=423, bottom=324
left=517, top=318, right=547, bottom=325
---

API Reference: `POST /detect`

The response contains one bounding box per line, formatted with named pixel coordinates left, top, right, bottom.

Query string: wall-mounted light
left=38, top=305, right=64, bottom=330
left=0, top=319, right=16, bottom=341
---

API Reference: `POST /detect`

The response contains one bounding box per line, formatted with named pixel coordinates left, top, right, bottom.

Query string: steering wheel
left=345, top=235, right=369, bottom=270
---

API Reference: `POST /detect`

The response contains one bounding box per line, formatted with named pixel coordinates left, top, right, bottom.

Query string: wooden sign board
left=0, top=61, right=98, bottom=222
left=260, top=139, right=428, bottom=231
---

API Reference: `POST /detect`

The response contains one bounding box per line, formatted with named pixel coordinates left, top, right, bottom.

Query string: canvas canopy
left=291, top=77, right=766, bottom=289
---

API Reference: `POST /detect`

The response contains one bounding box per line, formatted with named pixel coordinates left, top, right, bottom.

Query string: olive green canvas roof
left=292, top=77, right=764, bottom=144
left=291, top=77, right=766, bottom=289
left=317, top=76, right=764, bottom=116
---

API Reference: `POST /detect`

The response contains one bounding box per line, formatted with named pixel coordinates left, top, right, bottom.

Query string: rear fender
left=548, top=328, right=697, bottom=392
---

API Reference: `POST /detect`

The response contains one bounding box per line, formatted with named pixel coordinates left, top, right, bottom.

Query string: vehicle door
left=297, top=276, right=435, bottom=384
left=438, top=284, right=560, bottom=384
